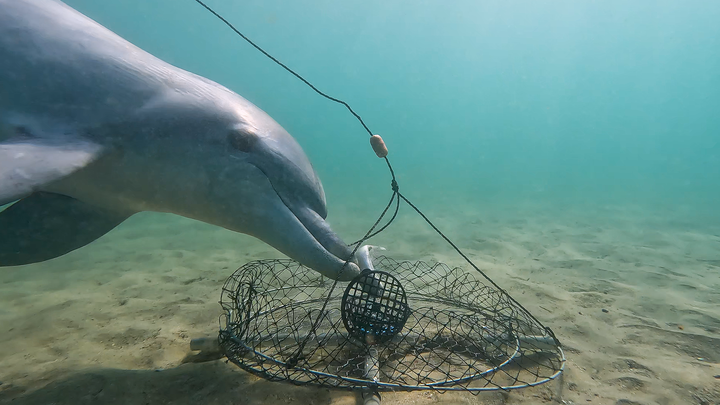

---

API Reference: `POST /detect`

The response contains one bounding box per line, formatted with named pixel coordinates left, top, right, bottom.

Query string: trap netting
left=218, top=255, right=565, bottom=392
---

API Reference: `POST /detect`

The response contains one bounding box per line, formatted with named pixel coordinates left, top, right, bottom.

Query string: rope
left=192, top=0, right=560, bottom=357
left=193, top=0, right=373, bottom=137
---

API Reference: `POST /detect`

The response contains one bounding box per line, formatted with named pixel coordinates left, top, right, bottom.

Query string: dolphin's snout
left=246, top=126, right=359, bottom=280
left=0, top=0, right=357, bottom=279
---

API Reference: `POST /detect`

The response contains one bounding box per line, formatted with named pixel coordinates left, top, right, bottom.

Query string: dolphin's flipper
left=0, top=139, right=103, bottom=206
left=0, top=192, right=131, bottom=266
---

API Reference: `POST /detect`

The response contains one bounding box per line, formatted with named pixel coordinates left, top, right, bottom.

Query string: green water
left=2, top=2, right=720, bottom=403
left=62, top=0, right=720, bottom=224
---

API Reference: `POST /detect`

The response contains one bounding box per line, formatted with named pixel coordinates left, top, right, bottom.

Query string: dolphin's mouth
left=281, top=198, right=360, bottom=280
left=292, top=203, right=354, bottom=262
left=250, top=162, right=357, bottom=280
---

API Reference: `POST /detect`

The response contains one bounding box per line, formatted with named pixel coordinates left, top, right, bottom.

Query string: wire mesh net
left=219, top=255, right=565, bottom=392
left=342, top=270, right=411, bottom=345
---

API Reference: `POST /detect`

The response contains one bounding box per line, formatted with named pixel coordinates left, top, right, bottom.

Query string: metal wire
left=219, top=256, right=565, bottom=392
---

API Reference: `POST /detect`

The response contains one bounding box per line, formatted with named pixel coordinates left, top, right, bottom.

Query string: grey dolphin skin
left=0, top=0, right=361, bottom=280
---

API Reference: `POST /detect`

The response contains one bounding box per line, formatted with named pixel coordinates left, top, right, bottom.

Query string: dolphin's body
left=0, top=0, right=360, bottom=279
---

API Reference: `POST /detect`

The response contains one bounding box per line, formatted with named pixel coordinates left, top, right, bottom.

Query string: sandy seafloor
left=1, top=199, right=719, bottom=405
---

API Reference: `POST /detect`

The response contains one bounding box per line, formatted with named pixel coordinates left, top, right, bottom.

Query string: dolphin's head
left=177, top=93, right=361, bottom=281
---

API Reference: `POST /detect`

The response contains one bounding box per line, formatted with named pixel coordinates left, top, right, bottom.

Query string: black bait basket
left=218, top=256, right=565, bottom=393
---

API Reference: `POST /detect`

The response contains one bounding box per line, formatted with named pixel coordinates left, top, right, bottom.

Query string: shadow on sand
left=0, top=361, right=353, bottom=405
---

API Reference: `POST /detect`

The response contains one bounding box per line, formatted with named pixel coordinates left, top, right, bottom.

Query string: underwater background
left=1, top=1, right=719, bottom=404
left=57, top=0, right=720, bottom=215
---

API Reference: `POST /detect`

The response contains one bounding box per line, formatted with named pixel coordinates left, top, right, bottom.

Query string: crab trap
left=218, top=252, right=565, bottom=393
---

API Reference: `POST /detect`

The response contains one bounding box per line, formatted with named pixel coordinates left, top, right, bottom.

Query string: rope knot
left=391, top=179, right=399, bottom=193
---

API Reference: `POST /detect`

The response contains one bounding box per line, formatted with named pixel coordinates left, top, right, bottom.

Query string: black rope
left=396, top=191, right=556, bottom=343
left=351, top=186, right=398, bottom=245
left=193, top=0, right=559, bottom=357
left=193, top=0, right=373, bottom=137
left=287, top=178, right=400, bottom=367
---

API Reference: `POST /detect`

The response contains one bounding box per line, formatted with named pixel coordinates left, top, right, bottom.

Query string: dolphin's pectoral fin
left=0, top=192, right=131, bottom=266
left=0, top=138, right=103, bottom=206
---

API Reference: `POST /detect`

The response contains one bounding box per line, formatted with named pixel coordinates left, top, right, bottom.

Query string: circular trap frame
left=219, top=256, right=565, bottom=392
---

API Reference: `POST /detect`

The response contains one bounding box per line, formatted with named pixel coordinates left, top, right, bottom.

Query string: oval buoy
left=370, top=134, right=388, bottom=158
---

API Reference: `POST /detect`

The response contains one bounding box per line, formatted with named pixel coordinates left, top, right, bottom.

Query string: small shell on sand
left=370, top=134, right=388, bottom=158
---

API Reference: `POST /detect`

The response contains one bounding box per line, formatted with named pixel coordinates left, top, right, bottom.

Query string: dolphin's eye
left=227, top=129, right=257, bottom=153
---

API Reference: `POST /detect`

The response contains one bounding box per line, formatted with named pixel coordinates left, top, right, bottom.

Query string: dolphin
left=0, top=0, right=361, bottom=280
